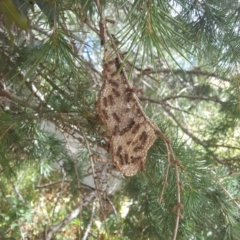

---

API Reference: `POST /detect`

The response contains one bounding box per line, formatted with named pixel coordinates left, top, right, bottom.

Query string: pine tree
left=0, top=0, right=239, bottom=239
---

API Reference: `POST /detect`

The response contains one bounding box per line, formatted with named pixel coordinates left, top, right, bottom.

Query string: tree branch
left=82, top=199, right=96, bottom=240
left=211, top=170, right=240, bottom=210
left=0, top=88, right=38, bottom=111
left=137, top=68, right=231, bottom=82
left=141, top=97, right=240, bottom=164
left=161, top=105, right=226, bottom=165
left=140, top=95, right=224, bottom=104
left=153, top=122, right=182, bottom=240
left=45, top=191, right=96, bottom=240
left=140, top=95, right=229, bottom=165
left=36, top=180, right=69, bottom=189
left=161, top=95, right=223, bottom=103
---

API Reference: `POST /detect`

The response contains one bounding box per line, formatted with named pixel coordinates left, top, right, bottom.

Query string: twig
left=0, top=88, right=38, bottom=111
left=36, top=180, right=69, bottom=189
left=210, top=144, right=240, bottom=151
left=158, top=163, right=170, bottom=203
left=45, top=191, right=96, bottom=240
left=157, top=129, right=172, bottom=203
left=211, top=170, right=240, bottom=210
left=0, top=123, right=15, bottom=141
left=161, top=136, right=182, bottom=240
left=161, top=105, right=226, bottom=165
left=82, top=199, right=96, bottom=240
left=9, top=178, right=25, bottom=204
left=38, top=68, right=72, bottom=101
left=136, top=67, right=231, bottom=82
left=106, top=197, right=118, bottom=217
left=160, top=102, right=213, bottom=124
left=82, top=133, right=110, bottom=239
left=140, top=95, right=223, bottom=104
left=63, top=131, right=81, bottom=192
left=153, top=126, right=182, bottom=240
left=172, top=162, right=182, bottom=240
left=141, top=97, right=239, bottom=166
left=223, top=171, right=240, bottom=178
left=76, top=2, right=101, bottom=37
left=160, top=94, right=223, bottom=104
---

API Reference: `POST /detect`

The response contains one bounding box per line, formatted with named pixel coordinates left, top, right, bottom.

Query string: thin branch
left=140, top=95, right=223, bottom=104
left=98, top=11, right=183, bottom=239
left=25, top=80, right=44, bottom=104
left=163, top=138, right=182, bottom=240
left=36, top=180, right=69, bottom=189
left=63, top=131, right=81, bottom=192
left=84, top=18, right=100, bottom=36
left=158, top=163, right=170, bottom=203
left=82, top=133, right=110, bottom=238
left=137, top=67, right=231, bottom=82
left=211, top=171, right=240, bottom=210
left=164, top=106, right=206, bottom=146
left=82, top=199, right=96, bottom=240
left=210, top=144, right=240, bottom=151
left=160, top=95, right=223, bottom=104
left=172, top=163, right=183, bottom=240
left=0, top=88, right=38, bottom=111
left=37, top=68, right=73, bottom=102
left=0, top=123, right=15, bottom=141
left=45, top=191, right=96, bottom=240
left=162, top=102, right=213, bottom=123
left=76, top=3, right=100, bottom=37
left=142, top=97, right=239, bottom=165
left=9, top=179, right=25, bottom=204
left=106, top=197, right=118, bottom=217
left=226, top=171, right=240, bottom=177
left=161, top=105, right=225, bottom=164
left=153, top=126, right=182, bottom=240
left=158, top=130, right=172, bottom=203
left=141, top=96, right=214, bottom=155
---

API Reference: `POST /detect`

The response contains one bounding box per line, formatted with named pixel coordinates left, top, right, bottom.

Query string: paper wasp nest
left=97, top=47, right=158, bottom=176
